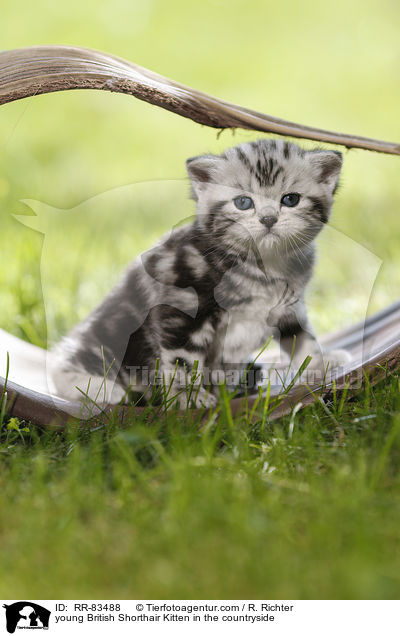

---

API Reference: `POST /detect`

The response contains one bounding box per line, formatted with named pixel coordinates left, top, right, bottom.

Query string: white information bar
left=1, top=600, right=398, bottom=635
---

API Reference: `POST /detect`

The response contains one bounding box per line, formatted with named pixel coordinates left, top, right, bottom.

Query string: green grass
left=1, top=375, right=400, bottom=599
left=1, top=0, right=400, bottom=600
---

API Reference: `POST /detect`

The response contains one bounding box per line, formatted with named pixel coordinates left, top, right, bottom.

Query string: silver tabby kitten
left=50, top=139, right=350, bottom=408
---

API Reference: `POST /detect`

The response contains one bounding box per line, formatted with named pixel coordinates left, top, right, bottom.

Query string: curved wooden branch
left=0, top=45, right=399, bottom=155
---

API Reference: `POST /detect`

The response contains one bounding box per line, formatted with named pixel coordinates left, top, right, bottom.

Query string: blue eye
left=233, top=196, right=254, bottom=210
left=281, top=193, right=300, bottom=207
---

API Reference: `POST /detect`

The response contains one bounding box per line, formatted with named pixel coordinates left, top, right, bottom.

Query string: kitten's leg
left=159, top=349, right=217, bottom=408
left=278, top=311, right=351, bottom=378
left=279, top=319, right=322, bottom=368
left=49, top=360, right=126, bottom=416
left=156, top=304, right=217, bottom=408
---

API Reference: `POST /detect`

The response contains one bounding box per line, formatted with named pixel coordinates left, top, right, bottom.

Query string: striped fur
left=50, top=139, right=345, bottom=408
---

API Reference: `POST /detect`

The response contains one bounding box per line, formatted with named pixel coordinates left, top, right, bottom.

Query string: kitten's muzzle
left=260, top=215, right=278, bottom=229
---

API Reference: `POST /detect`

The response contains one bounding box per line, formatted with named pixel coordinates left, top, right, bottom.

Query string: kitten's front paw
left=297, top=348, right=351, bottom=377
left=194, top=389, right=218, bottom=409
left=174, top=386, right=217, bottom=409
left=323, top=348, right=352, bottom=370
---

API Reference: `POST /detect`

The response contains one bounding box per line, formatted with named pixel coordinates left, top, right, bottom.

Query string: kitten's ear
left=307, top=150, right=343, bottom=192
left=186, top=154, right=221, bottom=199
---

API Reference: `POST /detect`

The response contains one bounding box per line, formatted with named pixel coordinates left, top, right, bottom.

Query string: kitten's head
left=186, top=139, right=342, bottom=253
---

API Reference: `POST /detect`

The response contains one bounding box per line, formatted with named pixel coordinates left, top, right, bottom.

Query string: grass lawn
left=1, top=375, right=400, bottom=599
left=1, top=0, right=400, bottom=600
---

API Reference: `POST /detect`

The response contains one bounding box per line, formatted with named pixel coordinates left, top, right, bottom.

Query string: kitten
left=49, top=139, right=350, bottom=409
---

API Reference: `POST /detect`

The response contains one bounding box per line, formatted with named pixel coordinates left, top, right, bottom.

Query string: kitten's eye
left=281, top=193, right=300, bottom=207
left=233, top=196, right=254, bottom=210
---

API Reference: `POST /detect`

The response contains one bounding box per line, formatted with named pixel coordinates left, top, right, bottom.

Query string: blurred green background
left=0, top=0, right=399, bottom=349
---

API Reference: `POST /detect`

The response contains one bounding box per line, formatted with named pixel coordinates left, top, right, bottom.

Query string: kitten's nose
left=260, top=215, right=278, bottom=229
